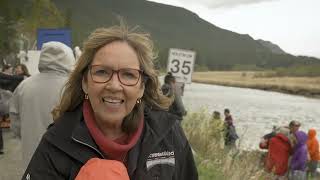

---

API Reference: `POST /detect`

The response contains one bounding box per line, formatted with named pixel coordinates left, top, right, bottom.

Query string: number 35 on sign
left=167, top=48, right=196, bottom=84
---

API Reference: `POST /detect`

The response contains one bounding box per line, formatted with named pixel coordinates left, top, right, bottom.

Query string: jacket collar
left=71, top=120, right=105, bottom=158
left=45, top=105, right=103, bottom=164
left=45, top=105, right=178, bottom=170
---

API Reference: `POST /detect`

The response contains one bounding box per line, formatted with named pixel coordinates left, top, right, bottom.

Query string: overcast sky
left=148, top=0, right=320, bottom=58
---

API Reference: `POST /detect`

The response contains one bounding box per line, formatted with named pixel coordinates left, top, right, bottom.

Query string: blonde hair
left=52, top=23, right=171, bottom=133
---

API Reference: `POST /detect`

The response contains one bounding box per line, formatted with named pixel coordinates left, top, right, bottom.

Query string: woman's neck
left=95, top=119, right=126, bottom=140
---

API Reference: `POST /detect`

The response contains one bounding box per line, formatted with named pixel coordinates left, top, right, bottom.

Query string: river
left=182, top=82, right=320, bottom=150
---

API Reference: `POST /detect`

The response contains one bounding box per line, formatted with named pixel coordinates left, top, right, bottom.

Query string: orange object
left=306, top=129, right=320, bottom=161
left=0, top=119, right=10, bottom=128
left=75, top=158, right=129, bottom=180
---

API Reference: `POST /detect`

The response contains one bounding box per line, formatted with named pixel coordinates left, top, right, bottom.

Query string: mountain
left=256, top=39, right=286, bottom=55
left=51, top=0, right=320, bottom=70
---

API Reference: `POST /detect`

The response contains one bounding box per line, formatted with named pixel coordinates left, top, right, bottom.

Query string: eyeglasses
left=89, top=65, right=143, bottom=86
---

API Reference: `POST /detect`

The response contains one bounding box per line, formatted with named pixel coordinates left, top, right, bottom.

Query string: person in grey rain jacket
left=9, top=41, right=75, bottom=168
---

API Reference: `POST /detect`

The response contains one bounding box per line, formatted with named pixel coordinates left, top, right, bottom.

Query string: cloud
left=174, top=0, right=278, bottom=9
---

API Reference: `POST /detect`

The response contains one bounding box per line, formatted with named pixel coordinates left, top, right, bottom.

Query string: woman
left=14, top=64, right=30, bottom=77
left=22, top=24, right=198, bottom=180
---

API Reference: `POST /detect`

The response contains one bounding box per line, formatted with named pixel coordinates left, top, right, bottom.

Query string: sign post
left=167, top=48, right=196, bottom=84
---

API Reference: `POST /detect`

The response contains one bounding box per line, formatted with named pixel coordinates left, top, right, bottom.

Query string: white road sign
left=167, top=48, right=196, bottom=84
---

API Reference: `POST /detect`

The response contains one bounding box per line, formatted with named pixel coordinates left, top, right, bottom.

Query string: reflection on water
left=183, top=82, right=320, bottom=150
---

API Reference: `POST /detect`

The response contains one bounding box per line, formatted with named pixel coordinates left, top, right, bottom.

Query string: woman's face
left=82, top=41, right=145, bottom=128
left=15, top=66, right=23, bottom=75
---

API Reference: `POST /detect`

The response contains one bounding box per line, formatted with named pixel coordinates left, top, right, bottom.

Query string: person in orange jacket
left=306, top=129, right=320, bottom=178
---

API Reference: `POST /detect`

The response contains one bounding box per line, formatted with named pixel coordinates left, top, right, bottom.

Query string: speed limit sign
left=167, top=48, right=196, bottom=84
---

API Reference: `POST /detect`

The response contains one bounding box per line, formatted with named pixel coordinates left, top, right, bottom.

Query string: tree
left=0, top=0, right=23, bottom=66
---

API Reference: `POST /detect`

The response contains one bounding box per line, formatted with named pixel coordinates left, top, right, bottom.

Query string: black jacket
left=22, top=106, right=198, bottom=180
left=0, top=72, right=24, bottom=92
left=161, top=83, right=186, bottom=120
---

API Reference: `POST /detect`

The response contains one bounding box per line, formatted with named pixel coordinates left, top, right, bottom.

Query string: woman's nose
left=105, top=72, right=123, bottom=90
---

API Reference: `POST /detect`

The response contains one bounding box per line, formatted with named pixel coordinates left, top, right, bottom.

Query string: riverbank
left=182, top=110, right=273, bottom=179
left=192, top=71, right=320, bottom=98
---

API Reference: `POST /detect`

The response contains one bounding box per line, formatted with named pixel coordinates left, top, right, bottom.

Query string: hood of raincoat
left=308, top=129, right=317, bottom=139
left=38, top=41, right=75, bottom=74
left=295, top=131, right=308, bottom=148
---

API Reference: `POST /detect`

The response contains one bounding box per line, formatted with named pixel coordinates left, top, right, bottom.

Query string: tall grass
left=182, top=109, right=276, bottom=180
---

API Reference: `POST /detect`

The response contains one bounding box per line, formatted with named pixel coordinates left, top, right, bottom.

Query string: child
left=306, top=129, right=320, bottom=178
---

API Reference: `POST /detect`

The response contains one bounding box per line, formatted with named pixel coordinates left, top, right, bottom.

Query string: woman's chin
left=96, top=114, right=125, bottom=127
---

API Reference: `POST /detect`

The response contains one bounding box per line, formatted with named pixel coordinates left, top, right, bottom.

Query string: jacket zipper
left=71, top=137, right=105, bottom=158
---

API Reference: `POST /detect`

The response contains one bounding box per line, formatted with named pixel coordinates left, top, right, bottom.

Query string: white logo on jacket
left=146, top=151, right=175, bottom=170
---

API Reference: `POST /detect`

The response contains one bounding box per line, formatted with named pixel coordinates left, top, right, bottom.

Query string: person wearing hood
left=161, top=72, right=187, bottom=120
left=262, top=127, right=292, bottom=178
left=9, top=41, right=75, bottom=168
left=306, top=129, right=320, bottom=178
left=289, top=131, right=308, bottom=180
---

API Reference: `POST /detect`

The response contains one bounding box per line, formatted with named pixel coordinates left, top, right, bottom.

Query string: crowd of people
left=0, top=63, right=31, bottom=154
left=206, top=109, right=239, bottom=149
left=259, top=120, right=320, bottom=179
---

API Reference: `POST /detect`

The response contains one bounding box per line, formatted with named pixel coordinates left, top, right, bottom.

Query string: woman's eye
left=123, top=72, right=134, bottom=77
left=122, top=71, right=138, bottom=79
left=95, top=69, right=108, bottom=75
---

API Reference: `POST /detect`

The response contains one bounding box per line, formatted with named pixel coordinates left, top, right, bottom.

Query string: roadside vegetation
left=181, top=109, right=276, bottom=180
left=192, top=71, right=320, bottom=98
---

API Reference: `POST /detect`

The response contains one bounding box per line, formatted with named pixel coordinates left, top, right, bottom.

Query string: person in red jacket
left=306, top=129, right=320, bottom=178
left=260, top=127, right=292, bottom=177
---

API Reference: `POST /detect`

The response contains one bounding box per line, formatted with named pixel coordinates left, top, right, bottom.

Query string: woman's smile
left=102, top=96, right=124, bottom=110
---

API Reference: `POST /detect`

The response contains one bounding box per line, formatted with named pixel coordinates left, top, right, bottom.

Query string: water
left=182, top=82, right=320, bottom=150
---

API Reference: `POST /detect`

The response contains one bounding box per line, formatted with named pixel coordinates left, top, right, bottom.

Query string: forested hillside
left=1, top=0, right=319, bottom=70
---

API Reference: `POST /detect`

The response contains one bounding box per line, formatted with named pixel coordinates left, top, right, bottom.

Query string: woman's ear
left=82, top=76, right=88, bottom=94
left=138, top=83, right=145, bottom=99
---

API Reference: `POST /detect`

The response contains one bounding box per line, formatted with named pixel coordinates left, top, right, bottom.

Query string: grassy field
left=192, top=71, right=320, bottom=98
